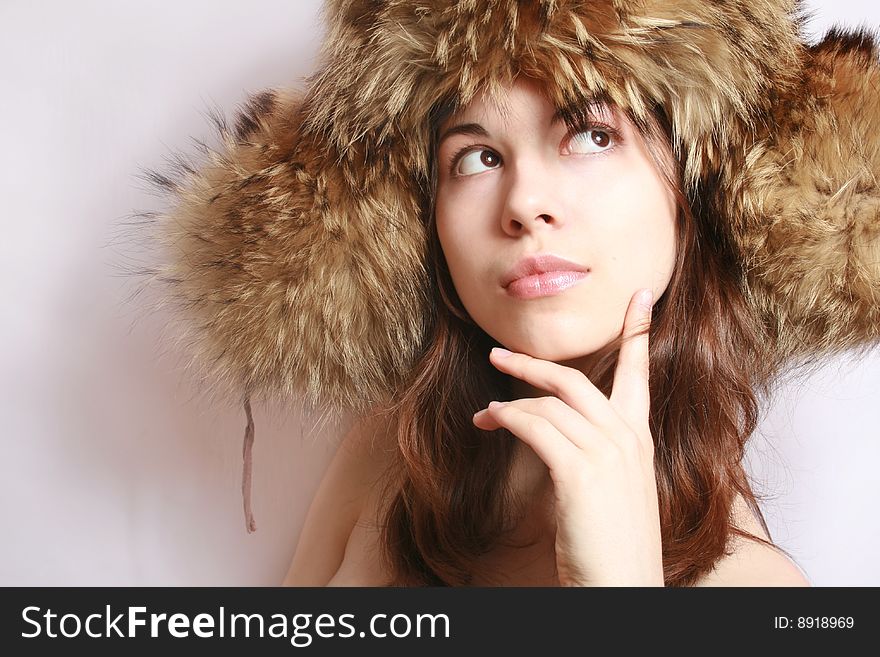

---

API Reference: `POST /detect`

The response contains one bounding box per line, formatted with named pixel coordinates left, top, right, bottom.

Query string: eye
left=566, top=127, right=617, bottom=155
left=454, top=148, right=502, bottom=176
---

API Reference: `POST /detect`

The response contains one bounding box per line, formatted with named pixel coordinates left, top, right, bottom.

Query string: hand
left=472, top=288, right=664, bottom=587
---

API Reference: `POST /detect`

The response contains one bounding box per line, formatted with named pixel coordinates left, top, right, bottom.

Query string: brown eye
left=480, top=151, right=499, bottom=167
left=568, top=128, right=616, bottom=154
left=591, top=131, right=610, bottom=148
left=456, top=148, right=502, bottom=176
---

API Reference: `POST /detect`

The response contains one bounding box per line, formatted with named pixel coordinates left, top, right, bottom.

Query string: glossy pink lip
left=506, top=271, right=589, bottom=299
left=501, top=254, right=590, bottom=299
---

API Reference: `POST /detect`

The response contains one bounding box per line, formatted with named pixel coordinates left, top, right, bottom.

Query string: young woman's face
left=435, top=78, right=677, bottom=368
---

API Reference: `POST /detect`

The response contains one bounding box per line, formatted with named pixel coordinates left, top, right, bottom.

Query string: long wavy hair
left=368, top=90, right=791, bottom=587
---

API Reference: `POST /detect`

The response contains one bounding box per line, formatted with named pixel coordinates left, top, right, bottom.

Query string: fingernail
left=473, top=409, right=488, bottom=420
left=488, top=401, right=506, bottom=409
left=638, top=288, right=653, bottom=310
left=491, top=347, right=512, bottom=359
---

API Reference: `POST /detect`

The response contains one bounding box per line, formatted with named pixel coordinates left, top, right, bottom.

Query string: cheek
left=435, top=191, right=485, bottom=274
left=435, top=203, right=461, bottom=268
left=594, top=168, right=677, bottom=280
left=642, top=184, right=678, bottom=273
left=435, top=209, right=473, bottom=301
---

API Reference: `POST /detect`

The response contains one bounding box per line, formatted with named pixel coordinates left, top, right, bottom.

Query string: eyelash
left=446, top=121, right=623, bottom=178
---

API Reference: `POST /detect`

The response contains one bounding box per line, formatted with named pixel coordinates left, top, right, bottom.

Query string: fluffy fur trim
left=733, top=27, right=880, bottom=366
left=139, top=89, right=430, bottom=413
left=132, top=1, right=879, bottom=414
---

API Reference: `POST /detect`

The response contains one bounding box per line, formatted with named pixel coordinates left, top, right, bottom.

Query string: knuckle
left=563, top=468, right=588, bottom=491
left=558, top=457, right=589, bottom=485
left=595, top=440, right=623, bottom=467
left=526, top=415, right=552, bottom=435
left=537, top=396, right=560, bottom=413
left=621, top=430, right=655, bottom=462
left=538, top=397, right=556, bottom=411
left=567, top=369, right=588, bottom=388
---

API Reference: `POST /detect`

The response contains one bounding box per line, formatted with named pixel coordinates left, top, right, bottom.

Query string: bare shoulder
left=694, top=494, right=811, bottom=587
left=282, top=411, right=398, bottom=586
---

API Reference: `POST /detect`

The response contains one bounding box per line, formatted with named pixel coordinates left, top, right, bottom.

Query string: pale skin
left=472, top=289, right=662, bottom=586
left=282, top=386, right=810, bottom=586
left=436, top=77, right=670, bottom=585
left=283, top=77, right=811, bottom=587
left=435, top=78, right=678, bottom=373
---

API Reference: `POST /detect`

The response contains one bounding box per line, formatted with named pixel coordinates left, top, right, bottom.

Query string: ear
left=129, top=88, right=430, bottom=414
left=733, top=27, right=880, bottom=366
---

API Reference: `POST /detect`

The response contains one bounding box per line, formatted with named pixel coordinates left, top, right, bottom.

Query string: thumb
left=609, top=288, right=653, bottom=430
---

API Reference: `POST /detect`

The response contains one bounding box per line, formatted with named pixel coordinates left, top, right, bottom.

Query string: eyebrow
left=438, top=108, right=570, bottom=145
left=437, top=122, right=489, bottom=145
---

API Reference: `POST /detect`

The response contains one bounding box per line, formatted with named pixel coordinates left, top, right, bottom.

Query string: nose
left=500, top=159, right=565, bottom=236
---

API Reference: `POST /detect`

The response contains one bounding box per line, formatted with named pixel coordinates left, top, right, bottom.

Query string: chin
left=494, top=330, right=613, bottom=364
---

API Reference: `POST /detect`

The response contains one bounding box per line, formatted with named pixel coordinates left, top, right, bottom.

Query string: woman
left=282, top=76, right=807, bottom=587
left=139, top=1, right=880, bottom=586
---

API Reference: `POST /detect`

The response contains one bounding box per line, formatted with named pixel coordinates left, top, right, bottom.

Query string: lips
left=501, top=254, right=590, bottom=289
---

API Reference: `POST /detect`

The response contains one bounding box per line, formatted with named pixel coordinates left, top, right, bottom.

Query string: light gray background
left=1, top=0, right=877, bottom=586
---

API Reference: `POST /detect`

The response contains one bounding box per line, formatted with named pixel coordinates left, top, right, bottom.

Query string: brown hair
left=370, top=90, right=793, bottom=586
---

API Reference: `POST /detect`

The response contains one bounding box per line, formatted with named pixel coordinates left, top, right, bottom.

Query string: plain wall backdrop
left=1, top=0, right=878, bottom=586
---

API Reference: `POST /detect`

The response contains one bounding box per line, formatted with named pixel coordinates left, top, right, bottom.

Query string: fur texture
left=134, top=0, right=880, bottom=414
left=733, top=27, right=880, bottom=366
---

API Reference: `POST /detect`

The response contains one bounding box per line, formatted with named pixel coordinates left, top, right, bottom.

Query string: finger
left=488, top=348, right=619, bottom=429
left=480, top=402, right=579, bottom=473
left=609, top=288, right=653, bottom=432
left=473, top=396, right=601, bottom=450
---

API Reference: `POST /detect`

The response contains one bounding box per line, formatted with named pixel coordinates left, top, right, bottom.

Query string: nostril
left=506, top=213, right=556, bottom=231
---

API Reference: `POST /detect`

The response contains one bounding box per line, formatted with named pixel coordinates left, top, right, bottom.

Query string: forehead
left=453, top=76, right=548, bottom=112
left=437, top=80, right=626, bottom=140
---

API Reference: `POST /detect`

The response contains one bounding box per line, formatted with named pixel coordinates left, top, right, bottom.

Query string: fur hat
left=132, top=0, right=880, bottom=531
